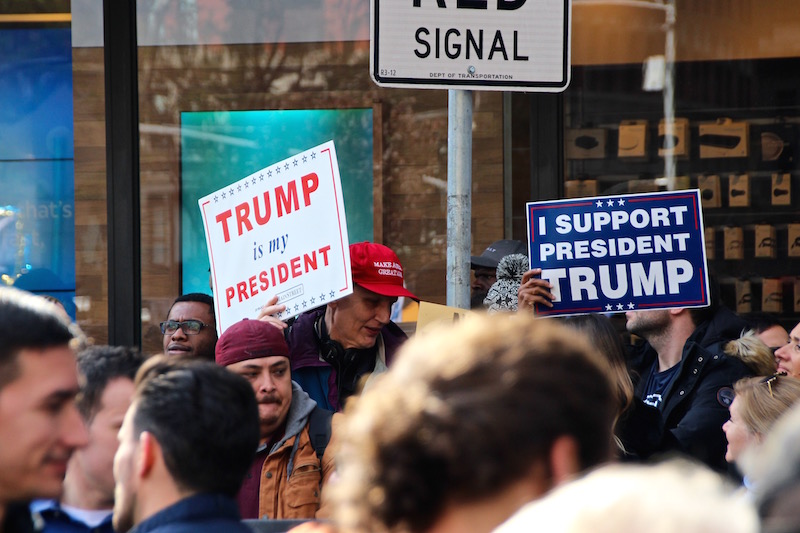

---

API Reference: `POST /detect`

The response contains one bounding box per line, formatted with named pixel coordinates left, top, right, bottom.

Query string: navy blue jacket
left=30, top=500, right=114, bottom=533
left=128, top=493, right=252, bottom=533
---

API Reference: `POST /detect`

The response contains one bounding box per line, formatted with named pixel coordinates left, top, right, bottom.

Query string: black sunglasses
left=160, top=319, right=210, bottom=335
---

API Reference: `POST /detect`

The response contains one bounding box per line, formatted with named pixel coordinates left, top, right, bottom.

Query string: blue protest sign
left=526, top=190, right=709, bottom=317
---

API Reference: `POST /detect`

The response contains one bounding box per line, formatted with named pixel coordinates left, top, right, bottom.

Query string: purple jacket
left=286, top=307, right=408, bottom=411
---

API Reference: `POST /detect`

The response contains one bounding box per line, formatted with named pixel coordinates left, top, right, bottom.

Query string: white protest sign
left=199, top=141, right=352, bottom=334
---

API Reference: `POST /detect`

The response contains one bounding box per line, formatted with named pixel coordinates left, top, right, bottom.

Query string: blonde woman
left=723, top=374, right=800, bottom=484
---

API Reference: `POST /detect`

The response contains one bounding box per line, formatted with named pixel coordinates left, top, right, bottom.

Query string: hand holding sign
left=256, top=294, right=288, bottom=331
left=517, top=268, right=554, bottom=312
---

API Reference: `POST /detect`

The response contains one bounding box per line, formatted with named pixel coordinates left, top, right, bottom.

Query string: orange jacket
left=255, top=387, right=339, bottom=519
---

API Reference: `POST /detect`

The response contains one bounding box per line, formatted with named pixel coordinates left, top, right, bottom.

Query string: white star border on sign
left=594, top=197, right=627, bottom=209
left=602, top=302, right=636, bottom=312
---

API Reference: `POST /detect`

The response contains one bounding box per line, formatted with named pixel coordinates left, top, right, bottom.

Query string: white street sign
left=370, top=0, right=571, bottom=92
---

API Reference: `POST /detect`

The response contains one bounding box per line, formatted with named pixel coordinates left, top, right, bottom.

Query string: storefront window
left=10, top=1, right=796, bottom=345
left=556, top=0, right=800, bottom=324
left=130, top=0, right=506, bottom=352
left=0, top=4, right=79, bottom=318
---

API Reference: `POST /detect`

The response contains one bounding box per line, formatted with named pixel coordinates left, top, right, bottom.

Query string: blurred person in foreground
left=328, top=313, right=617, bottom=533
left=493, top=460, right=757, bottom=533
left=111, top=356, right=259, bottom=533
left=0, top=287, right=88, bottom=532
left=32, top=345, right=146, bottom=532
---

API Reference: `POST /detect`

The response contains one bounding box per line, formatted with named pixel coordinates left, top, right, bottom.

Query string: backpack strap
left=307, top=405, right=333, bottom=460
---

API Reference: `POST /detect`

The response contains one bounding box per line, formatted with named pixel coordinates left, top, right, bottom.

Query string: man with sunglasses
left=161, top=293, right=217, bottom=360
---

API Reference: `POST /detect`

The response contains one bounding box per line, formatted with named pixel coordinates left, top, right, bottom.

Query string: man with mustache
left=215, top=318, right=338, bottom=520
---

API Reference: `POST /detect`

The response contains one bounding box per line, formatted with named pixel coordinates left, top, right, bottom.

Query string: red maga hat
left=349, top=242, right=419, bottom=300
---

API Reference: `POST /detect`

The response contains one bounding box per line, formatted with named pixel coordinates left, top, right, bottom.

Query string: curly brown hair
left=331, top=314, right=617, bottom=533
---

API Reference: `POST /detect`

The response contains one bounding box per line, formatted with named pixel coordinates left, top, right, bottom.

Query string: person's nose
left=61, top=403, right=90, bottom=449
left=376, top=301, right=391, bottom=325
left=257, top=372, right=276, bottom=394
left=170, top=324, right=188, bottom=341
left=775, top=345, right=789, bottom=361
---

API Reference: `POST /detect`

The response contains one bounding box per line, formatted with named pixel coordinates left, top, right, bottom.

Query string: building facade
left=2, top=0, right=798, bottom=350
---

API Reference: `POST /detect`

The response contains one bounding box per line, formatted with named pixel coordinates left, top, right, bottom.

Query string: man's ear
left=137, top=431, right=159, bottom=479
left=549, top=435, right=580, bottom=487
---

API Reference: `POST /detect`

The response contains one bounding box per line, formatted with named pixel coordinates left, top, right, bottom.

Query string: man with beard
left=518, top=270, right=755, bottom=472
left=215, top=318, right=338, bottom=520
left=619, top=299, right=753, bottom=472
left=112, top=357, right=258, bottom=533
left=161, top=293, right=217, bottom=360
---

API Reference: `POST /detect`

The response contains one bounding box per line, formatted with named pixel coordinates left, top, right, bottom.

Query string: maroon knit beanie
left=215, top=318, right=289, bottom=367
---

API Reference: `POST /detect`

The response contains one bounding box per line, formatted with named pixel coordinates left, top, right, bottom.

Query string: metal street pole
left=446, top=89, right=473, bottom=309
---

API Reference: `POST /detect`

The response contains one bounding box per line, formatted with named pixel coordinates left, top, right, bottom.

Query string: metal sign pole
left=446, top=89, right=473, bottom=309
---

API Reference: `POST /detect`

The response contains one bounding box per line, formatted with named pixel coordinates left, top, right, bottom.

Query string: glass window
left=554, top=0, right=800, bottom=324
left=0, top=5, right=84, bottom=322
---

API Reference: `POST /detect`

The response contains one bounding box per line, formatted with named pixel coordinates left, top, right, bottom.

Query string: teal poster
left=181, top=109, right=374, bottom=294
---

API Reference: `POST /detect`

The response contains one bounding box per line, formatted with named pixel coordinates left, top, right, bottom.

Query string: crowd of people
left=3, top=239, right=800, bottom=532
